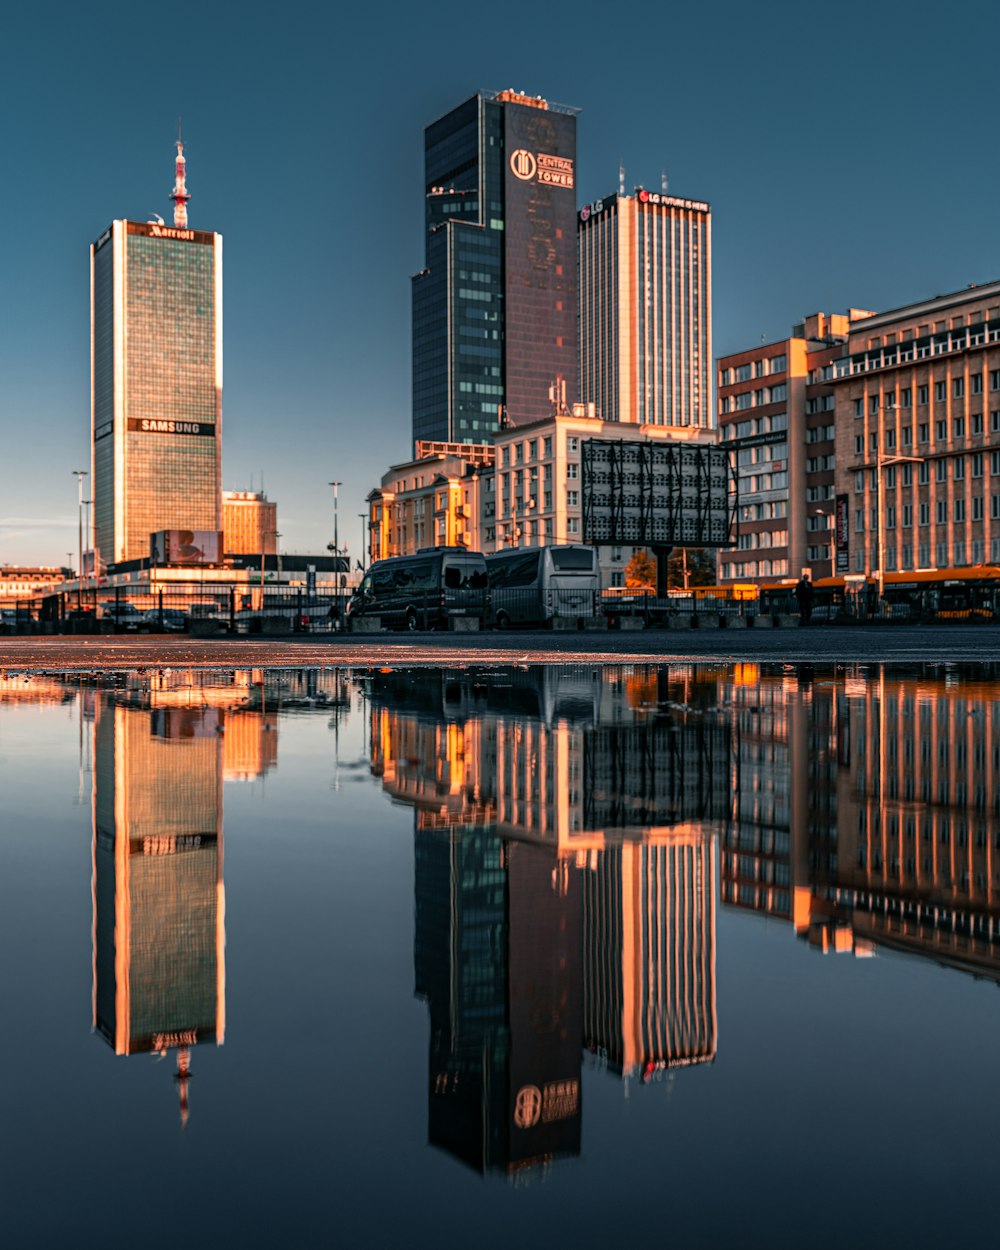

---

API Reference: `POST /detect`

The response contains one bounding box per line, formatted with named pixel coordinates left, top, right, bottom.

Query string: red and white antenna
left=170, top=118, right=191, bottom=228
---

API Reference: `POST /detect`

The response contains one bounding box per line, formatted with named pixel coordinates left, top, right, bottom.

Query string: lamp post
left=328, top=481, right=342, bottom=615
left=72, top=469, right=87, bottom=608
left=82, top=500, right=91, bottom=580
left=358, top=513, right=367, bottom=573
left=858, top=405, right=923, bottom=602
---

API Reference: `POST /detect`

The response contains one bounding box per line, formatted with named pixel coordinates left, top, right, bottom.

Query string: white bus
left=485, top=545, right=600, bottom=628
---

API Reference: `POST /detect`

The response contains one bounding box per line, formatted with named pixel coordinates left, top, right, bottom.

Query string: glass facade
left=91, top=221, right=221, bottom=566
left=412, top=92, right=578, bottom=450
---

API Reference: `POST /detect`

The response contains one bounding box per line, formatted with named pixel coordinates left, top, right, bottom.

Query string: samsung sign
left=127, top=418, right=216, bottom=436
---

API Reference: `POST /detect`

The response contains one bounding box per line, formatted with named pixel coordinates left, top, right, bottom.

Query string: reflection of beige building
left=583, top=837, right=717, bottom=1079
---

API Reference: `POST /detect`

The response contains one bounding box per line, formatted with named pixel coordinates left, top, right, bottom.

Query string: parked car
left=98, top=601, right=147, bottom=631
left=142, top=608, right=189, bottom=632
left=347, top=548, right=489, bottom=630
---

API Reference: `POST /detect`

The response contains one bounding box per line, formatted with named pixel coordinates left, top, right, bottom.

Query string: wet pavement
left=0, top=621, right=998, bottom=668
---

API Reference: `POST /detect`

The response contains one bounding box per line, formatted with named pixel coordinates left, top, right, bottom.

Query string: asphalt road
left=0, top=622, right=998, bottom=669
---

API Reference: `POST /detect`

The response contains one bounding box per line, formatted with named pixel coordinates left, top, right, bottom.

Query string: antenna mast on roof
left=170, top=117, right=191, bottom=229
left=661, top=169, right=668, bottom=194
left=619, top=163, right=625, bottom=196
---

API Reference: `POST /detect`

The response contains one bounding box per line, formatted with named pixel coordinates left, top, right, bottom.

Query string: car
left=98, top=601, right=147, bottom=631
left=142, top=608, right=189, bottom=632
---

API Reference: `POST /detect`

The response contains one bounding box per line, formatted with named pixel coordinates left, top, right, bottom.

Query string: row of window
left=720, top=383, right=788, bottom=413
left=854, top=450, right=1000, bottom=491
left=854, top=539, right=1000, bottom=572
left=719, top=355, right=787, bottom=386
left=856, top=374, right=1000, bottom=415
left=856, top=495, right=999, bottom=530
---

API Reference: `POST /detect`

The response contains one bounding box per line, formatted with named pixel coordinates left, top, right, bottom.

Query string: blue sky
left=1, top=0, right=997, bottom=565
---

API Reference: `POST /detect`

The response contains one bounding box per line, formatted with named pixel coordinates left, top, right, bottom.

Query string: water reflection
left=362, top=663, right=1000, bottom=1174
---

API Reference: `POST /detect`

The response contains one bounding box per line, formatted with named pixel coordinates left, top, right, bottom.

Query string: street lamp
left=72, top=469, right=87, bottom=608
left=857, top=405, right=924, bottom=601
left=82, top=500, right=91, bottom=578
left=358, top=513, right=367, bottom=573
left=328, top=481, right=342, bottom=614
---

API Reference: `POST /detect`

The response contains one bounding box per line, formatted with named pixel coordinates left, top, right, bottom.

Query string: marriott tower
left=91, top=139, right=222, bottom=569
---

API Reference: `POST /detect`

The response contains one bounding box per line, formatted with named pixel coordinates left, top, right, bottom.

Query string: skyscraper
left=578, top=186, right=712, bottom=428
left=412, top=89, right=579, bottom=449
left=91, top=140, right=222, bottom=568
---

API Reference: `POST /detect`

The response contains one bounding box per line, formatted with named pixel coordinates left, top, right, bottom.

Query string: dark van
left=347, top=547, right=489, bottom=631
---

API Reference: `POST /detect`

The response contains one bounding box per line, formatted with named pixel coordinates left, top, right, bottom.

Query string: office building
left=91, top=140, right=222, bottom=568
left=412, top=89, right=578, bottom=449
left=830, top=282, right=1000, bottom=576
left=578, top=186, right=712, bottom=429
left=717, top=312, right=869, bottom=582
left=223, top=490, right=277, bottom=558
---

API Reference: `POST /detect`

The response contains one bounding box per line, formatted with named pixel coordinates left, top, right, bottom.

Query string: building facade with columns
left=831, top=282, right=1000, bottom=578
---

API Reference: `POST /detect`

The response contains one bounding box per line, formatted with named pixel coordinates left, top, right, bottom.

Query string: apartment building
left=831, top=282, right=1000, bottom=577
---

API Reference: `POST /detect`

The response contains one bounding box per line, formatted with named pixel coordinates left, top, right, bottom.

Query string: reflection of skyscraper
left=583, top=837, right=717, bottom=1080
left=415, top=829, right=581, bottom=1174
left=91, top=141, right=222, bottom=568
left=92, top=697, right=225, bottom=1125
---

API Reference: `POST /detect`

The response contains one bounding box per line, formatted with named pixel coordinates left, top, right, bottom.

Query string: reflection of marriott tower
left=92, top=697, right=225, bottom=1125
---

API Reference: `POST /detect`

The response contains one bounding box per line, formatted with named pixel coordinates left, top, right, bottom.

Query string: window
left=972, top=374, right=983, bottom=395
left=973, top=452, right=983, bottom=478
left=973, top=496, right=984, bottom=520
left=903, top=504, right=913, bottom=527
left=855, top=471, right=865, bottom=493
left=918, top=385, right=929, bottom=405
left=993, top=496, right=1000, bottom=520
left=736, top=363, right=752, bottom=382
left=954, top=417, right=965, bottom=437
left=567, top=517, right=579, bottom=534
left=918, top=462, right=930, bottom=485
left=936, top=461, right=947, bottom=483
left=919, top=502, right=930, bottom=525
left=935, top=381, right=947, bottom=402
left=768, top=354, right=786, bottom=374
left=936, top=500, right=947, bottom=524
left=870, top=395, right=879, bottom=415
left=972, top=412, right=984, bottom=434
left=885, top=466, right=896, bottom=488
left=991, top=370, right=1000, bottom=390
left=567, top=437, right=578, bottom=452
left=954, top=457, right=965, bottom=480
left=954, top=377, right=965, bottom=398
left=992, top=410, right=1000, bottom=432
left=902, top=463, right=912, bottom=486
left=770, top=383, right=787, bottom=402
left=901, top=387, right=912, bottom=407
left=543, top=437, right=552, bottom=456
left=566, top=462, right=578, bottom=479
left=854, top=435, right=863, bottom=455
left=919, top=423, right=929, bottom=443
left=566, top=490, right=579, bottom=506
left=886, top=506, right=896, bottom=529
left=954, top=499, right=966, bottom=522
left=902, top=426, right=912, bottom=446
left=854, top=398, right=863, bottom=418
left=886, top=429, right=896, bottom=450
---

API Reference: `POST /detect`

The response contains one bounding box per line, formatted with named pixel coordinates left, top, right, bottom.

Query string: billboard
left=582, top=440, right=734, bottom=547
left=150, top=529, right=222, bottom=566
left=503, top=102, right=578, bottom=424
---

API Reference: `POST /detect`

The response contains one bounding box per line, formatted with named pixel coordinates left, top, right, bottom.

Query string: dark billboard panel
left=582, top=439, right=735, bottom=546
left=503, top=103, right=578, bottom=424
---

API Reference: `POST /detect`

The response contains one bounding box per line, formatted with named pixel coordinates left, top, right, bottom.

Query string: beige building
left=222, top=490, right=277, bottom=557
left=831, top=281, right=1000, bottom=577
left=367, top=442, right=494, bottom=563
left=0, top=565, right=71, bottom=599
left=717, top=312, right=872, bottom=584
left=578, top=187, right=712, bottom=430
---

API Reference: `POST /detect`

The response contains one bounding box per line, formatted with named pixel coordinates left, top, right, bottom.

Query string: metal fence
left=1, top=583, right=351, bottom=635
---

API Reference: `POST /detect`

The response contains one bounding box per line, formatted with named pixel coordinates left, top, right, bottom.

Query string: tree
left=624, top=548, right=657, bottom=588
left=665, top=547, right=716, bottom=591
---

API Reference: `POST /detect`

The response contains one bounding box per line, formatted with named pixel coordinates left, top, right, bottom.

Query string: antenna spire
left=170, top=123, right=191, bottom=229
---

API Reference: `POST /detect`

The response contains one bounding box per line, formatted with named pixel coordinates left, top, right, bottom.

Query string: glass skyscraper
left=91, top=218, right=222, bottom=567
left=412, top=90, right=579, bottom=449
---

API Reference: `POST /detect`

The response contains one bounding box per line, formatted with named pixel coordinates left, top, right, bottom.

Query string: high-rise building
left=411, top=89, right=579, bottom=449
left=91, top=140, right=222, bottom=568
left=578, top=187, right=712, bottom=429
left=222, top=490, right=277, bottom=558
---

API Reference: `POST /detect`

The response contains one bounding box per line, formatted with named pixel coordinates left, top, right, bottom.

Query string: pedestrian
left=794, top=574, right=814, bottom=625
